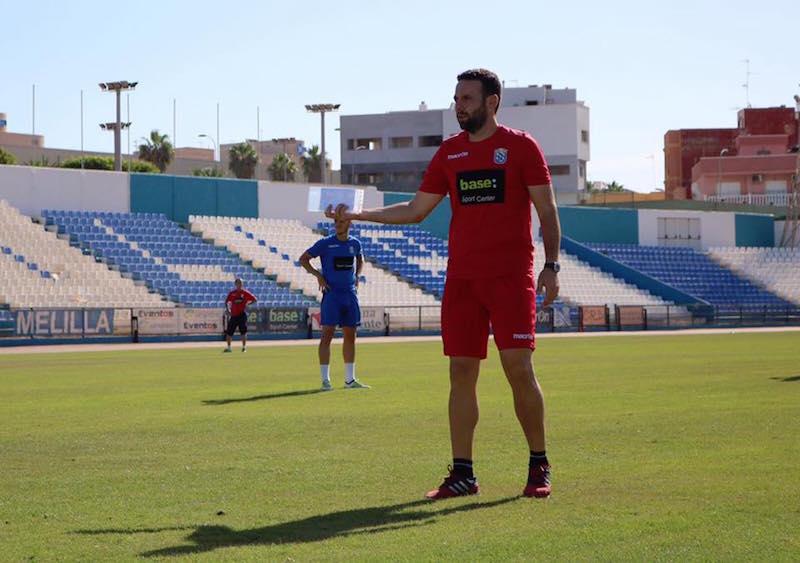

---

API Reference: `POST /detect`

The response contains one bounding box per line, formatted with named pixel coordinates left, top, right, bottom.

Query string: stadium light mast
left=305, top=103, right=340, bottom=184
left=99, top=81, right=137, bottom=171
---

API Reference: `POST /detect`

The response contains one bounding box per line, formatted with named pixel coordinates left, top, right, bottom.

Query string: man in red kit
left=224, top=278, right=258, bottom=353
left=329, top=68, right=561, bottom=499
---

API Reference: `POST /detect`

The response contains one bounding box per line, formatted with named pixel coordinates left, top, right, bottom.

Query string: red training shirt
left=225, top=288, right=257, bottom=316
left=419, top=125, right=551, bottom=279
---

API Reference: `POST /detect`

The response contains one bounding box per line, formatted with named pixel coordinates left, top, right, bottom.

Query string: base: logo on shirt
left=456, top=169, right=505, bottom=205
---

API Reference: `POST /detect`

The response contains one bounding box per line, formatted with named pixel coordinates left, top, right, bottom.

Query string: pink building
left=691, top=109, right=799, bottom=203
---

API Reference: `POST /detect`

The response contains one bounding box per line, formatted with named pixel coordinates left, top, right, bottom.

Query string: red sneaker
left=425, top=465, right=479, bottom=500
left=523, top=464, right=551, bottom=498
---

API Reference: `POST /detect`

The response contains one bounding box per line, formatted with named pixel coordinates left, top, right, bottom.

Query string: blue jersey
left=306, top=234, right=362, bottom=290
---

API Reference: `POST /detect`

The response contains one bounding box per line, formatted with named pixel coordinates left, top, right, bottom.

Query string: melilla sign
left=14, top=309, right=114, bottom=336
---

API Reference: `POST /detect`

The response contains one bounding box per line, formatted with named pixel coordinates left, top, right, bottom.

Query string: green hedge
left=60, top=156, right=159, bottom=173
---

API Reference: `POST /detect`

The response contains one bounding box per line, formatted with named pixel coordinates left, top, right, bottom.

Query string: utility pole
left=99, top=81, right=137, bottom=171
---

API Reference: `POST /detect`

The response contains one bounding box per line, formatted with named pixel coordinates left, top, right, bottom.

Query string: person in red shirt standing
left=224, top=278, right=258, bottom=353
left=329, top=68, right=561, bottom=499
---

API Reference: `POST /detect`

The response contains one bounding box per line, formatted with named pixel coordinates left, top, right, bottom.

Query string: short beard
left=458, top=104, right=489, bottom=134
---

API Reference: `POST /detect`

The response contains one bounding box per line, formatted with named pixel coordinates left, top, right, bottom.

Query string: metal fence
left=2, top=303, right=800, bottom=342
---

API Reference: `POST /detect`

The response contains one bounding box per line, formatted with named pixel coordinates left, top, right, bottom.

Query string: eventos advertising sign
left=181, top=308, right=224, bottom=334
left=136, top=308, right=179, bottom=335
left=136, top=308, right=223, bottom=335
left=14, top=309, right=114, bottom=336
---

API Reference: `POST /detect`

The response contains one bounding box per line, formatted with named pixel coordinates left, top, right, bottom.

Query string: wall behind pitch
left=558, top=206, right=638, bottom=244
left=258, top=182, right=383, bottom=228
left=0, top=165, right=129, bottom=216
left=638, top=209, right=734, bottom=249
left=735, top=213, right=774, bottom=247
left=130, top=174, right=258, bottom=223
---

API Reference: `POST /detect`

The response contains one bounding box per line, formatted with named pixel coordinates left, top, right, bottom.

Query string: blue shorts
left=321, top=289, right=360, bottom=328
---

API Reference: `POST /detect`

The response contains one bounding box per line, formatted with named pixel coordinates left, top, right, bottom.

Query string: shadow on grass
left=75, top=497, right=519, bottom=557
left=771, top=375, right=800, bottom=382
left=203, top=389, right=325, bottom=405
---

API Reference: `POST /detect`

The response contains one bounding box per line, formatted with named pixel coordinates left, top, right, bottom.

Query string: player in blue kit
left=299, top=215, right=371, bottom=390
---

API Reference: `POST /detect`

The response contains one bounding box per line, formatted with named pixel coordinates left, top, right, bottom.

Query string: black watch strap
left=544, top=262, right=560, bottom=272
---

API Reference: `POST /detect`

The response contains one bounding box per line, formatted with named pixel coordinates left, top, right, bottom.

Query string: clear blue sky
left=1, top=0, right=797, bottom=192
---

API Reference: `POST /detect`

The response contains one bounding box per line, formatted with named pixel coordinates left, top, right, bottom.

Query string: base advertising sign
left=264, top=307, right=308, bottom=333
left=181, top=308, right=224, bottom=334
left=14, top=309, right=115, bottom=336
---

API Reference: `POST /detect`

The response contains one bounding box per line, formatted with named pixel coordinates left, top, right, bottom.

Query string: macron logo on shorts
left=513, top=333, right=533, bottom=340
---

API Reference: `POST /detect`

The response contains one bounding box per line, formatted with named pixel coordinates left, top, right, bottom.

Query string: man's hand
left=325, top=203, right=358, bottom=222
left=537, top=268, right=559, bottom=307
left=316, top=273, right=330, bottom=293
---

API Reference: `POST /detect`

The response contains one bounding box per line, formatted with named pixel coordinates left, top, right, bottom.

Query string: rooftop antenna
left=742, top=58, right=753, bottom=108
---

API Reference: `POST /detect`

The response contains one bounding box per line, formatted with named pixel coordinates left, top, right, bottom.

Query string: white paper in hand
left=307, top=186, right=364, bottom=214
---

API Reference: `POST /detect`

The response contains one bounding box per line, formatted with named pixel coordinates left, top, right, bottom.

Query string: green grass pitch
left=2, top=332, right=799, bottom=561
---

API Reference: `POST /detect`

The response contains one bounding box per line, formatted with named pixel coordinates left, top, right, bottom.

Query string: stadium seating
left=330, top=222, right=665, bottom=309
left=533, top=240, right=669, bottom=307
left=0, top=200, right=169, bottom=309
left=708, top=247, right=800, bottom=306
left=190, top=217, right=440, bottom=310
left=584, top=243, right=793, bottom=309
left=43, top=211, right=315, bottom=309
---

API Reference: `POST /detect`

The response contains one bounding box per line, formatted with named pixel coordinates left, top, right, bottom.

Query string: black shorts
left=226, top=313, right=248, bottom=336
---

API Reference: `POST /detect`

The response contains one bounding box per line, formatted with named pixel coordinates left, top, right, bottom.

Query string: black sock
left=530, top=450, right=549, bottom=468
left=453, top=458, right=474, bottom=479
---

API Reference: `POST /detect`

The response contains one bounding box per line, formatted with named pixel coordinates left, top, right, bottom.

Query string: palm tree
left=267, top=153, right=297, bottom=181
left=227, top=142, right=259, bottom=179
left=301, top=145, right=322, bottom=183
left=606, top=181, right=625, bottom=192
left=193, top=166, right=224, bottom=177
left=137, top=130, right=174, bottom=173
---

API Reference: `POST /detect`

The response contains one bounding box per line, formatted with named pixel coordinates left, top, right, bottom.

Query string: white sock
left=320, top=365, right=330, bottom=384
left=345, top=363, right=355, bottom=384
left=226, top=343, right=231, bottom=350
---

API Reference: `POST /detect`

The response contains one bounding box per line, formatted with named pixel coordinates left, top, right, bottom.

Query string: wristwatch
left=543, top=262, right=561, bottom=273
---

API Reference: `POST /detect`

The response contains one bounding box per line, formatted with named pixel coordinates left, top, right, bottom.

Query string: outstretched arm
left=326, top=191, right=444, bottom=225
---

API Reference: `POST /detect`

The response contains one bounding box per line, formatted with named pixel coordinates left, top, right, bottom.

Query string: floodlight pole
left=305, top=103, right=340, bottom=184
left=99, top=81, right=137, bottom=171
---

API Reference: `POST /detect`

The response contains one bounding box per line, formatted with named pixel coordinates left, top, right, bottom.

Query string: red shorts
left=441, top=271, right=536, bottom=359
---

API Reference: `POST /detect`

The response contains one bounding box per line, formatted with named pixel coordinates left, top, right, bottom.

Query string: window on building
left=578, top=161, right=586, bottom=179
left=418, top=135, right=443, bottom=147
left=525, top=100, right=539, bottom=106
left=716, top=182, right=740, bottom=196
left=356, top=172, right=384, bottom=184
left=391, top=171, right=418, bottom=183
left=549, top=165, right=570, bottom=176
left=349, top=138, right=381, bottom=151
left=658, top=217, right=702, bottom=250
left=581, top=130, right=589, bottom=143
left=765, top=180, right=786, bottom=194
left=390, top=136, right=413, bottom=149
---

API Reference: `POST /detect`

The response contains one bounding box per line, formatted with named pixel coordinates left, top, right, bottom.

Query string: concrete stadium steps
left=43, top=210, right=315, bottom=309
left=0, top=199, right=168, bottom=309
left=708, top=246, right=800, bottom=306
left=190, top=217, right=439, bottom=312
left=585, top=243, right=793, bottom=310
